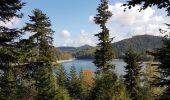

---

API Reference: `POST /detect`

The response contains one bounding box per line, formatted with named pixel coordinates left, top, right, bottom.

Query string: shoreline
left=57, top=58, right=75, bottom=64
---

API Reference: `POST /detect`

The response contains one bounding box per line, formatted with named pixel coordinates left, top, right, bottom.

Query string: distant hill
left=113, top=35, right=163, bottom=58
left=76, top=45, right=93, bottom=50
left=58, top=35, right=163, bottom=60
left=58, top=47, right=76, bottom=52
left=58, top=45, right=93, bottom=52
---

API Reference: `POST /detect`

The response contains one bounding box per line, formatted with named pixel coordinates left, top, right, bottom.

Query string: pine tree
left=90, top=0, right=118, bottom=99
left=0, top=0, right=24, bottom=99
left=93, top=0, right=115, bottom=72
left=154, top=37, right=170, bottom=99
left=123, top=49, right=142, bottom=100
left=55, top=65, right=68, bottom=88
left=23, top=9, right=58, bottom=100
left=0, top=0, right=24, bottom=22
left=68, top=66, right=82, bottom=99
left=123, top=1, right=170, bottom=99
left=90, top=71, right=117, bottom=100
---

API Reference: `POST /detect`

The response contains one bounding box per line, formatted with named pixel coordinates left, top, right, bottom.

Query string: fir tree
left=154, top=36, right=170, bottom=99
left=90, top=0, right=118, bottom=99
left=0, top=0, right=24, bottom=99
left=93, top=0, right=115, bottom=72
left=55, top=65, right=68, bottom=88
left=23, top=9, right=58, bottom=100
left=123, top=49, right=142, bottom=100
left=90, top=71, right=117, bottom=100
left=68, top=66, right=82, bottom=99
left=0, top=0, right=24, bottom=22
left=124, top=0, right=170, bottom=99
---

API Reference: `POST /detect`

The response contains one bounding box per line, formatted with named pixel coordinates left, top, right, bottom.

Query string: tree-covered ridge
left=113, top=35, right=163, bottom=59
left=63, top=35, right=163, bottom=59
left=51, top=46, right=73, bottom=60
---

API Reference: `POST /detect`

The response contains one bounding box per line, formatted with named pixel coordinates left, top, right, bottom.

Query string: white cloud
left=77, top=29, right=97, bottom=46
left=89, top=15, right=95, bottom=23
left=60, top=30, right=71, bottom=40
left=0, top=17, right=20, bottom=28
left=87, top=3, right=169, bottom=43
left=60, top=3, right=169, bottom=47
left=61, top=29, right=97, bottom=47
left=106, top=3, right=169, bottom=41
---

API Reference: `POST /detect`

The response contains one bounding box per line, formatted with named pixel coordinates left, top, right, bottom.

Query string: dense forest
left=60, top=35, right=163, bottom=60
left=1, top=0, right=170, bottom=100
left=51, top=47, right=73, bottom=60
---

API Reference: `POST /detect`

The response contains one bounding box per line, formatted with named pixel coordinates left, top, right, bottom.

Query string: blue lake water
left=61, top=59, right=127, bottom=75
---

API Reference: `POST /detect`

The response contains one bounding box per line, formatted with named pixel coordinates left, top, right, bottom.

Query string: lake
left=61, top=59, right=127, bottom=75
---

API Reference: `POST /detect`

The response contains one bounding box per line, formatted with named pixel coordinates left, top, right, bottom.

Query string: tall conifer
left=93, top=0, right=115, bottom=72
left=123, top=49, right=142, bottom=100
left=155, top=36, right=170, bottom=99
left=23, top=9, right=58, bottom=99
left=91, top=1, right=118, bottom=99
left=0, top=0, right=24, bottom=99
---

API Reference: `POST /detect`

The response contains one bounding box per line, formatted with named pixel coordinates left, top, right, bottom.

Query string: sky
left=0, top=0, right=169, bottom=47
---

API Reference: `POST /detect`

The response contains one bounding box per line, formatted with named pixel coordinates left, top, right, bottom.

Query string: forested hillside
left=52, top=46, right=73, bottom=60
left=63, top=35, right=163, bottom=59
left=113, top=35, right=163, bottom=58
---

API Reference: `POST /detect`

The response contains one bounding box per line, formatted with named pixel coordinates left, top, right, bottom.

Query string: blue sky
left=1, top=0, right=169, bottom=47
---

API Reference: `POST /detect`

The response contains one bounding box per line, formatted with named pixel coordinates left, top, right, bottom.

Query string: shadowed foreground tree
left=68, top=66, right=82, bottom=99
left=55, top=65, right=68, bottom=88
left=0, top=0, right=25, bottom=99
left=123, top=49, right=142, bottom=100
left=154, top=36, right=170, bottom=99
left=124, top=1, right=170, bottom=99
left=23, top=9, right=64, bottom=99
left=124, top=0, right=170, bottom=16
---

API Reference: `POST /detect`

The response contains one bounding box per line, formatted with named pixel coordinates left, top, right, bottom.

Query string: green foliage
left=154, top=37, right=170, bottom=99
left=0, top=67, right=17, bottom=100
left=51, top=46, right=73, bottom=61
left=55, top=65, right=68, bottom=88
left=90, top=71, right=117, bottom=100
left=58, top=53, right=73, bottom=60
left=22, top=9, right=60, bottom=99
left=68, top=66, right=81, bottom=99
left=56, top=87, right=70, bottom=100
left=113, top=35, right=163, bottom=59
left=0, top=0, right=24, bottom=99
left=68, top=66, right=82, bottom=99
left=93, top=0, right=115, bottom=72
left=123, top=49, right=142, bottom=100
left=74, top=48, right=95, bottom=59
left=141, top=61, right=166, bottom=100
left=124, top=0, right=170, bottom=16
left=71, top=35, right=163, bottom=60
left=16, top=79, right=37, bottom=100
left=0, top=0, right=24, bottom=22
left=114, top=76, right=131, bottom=100
left=36, top=68, right=58, bottom=100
